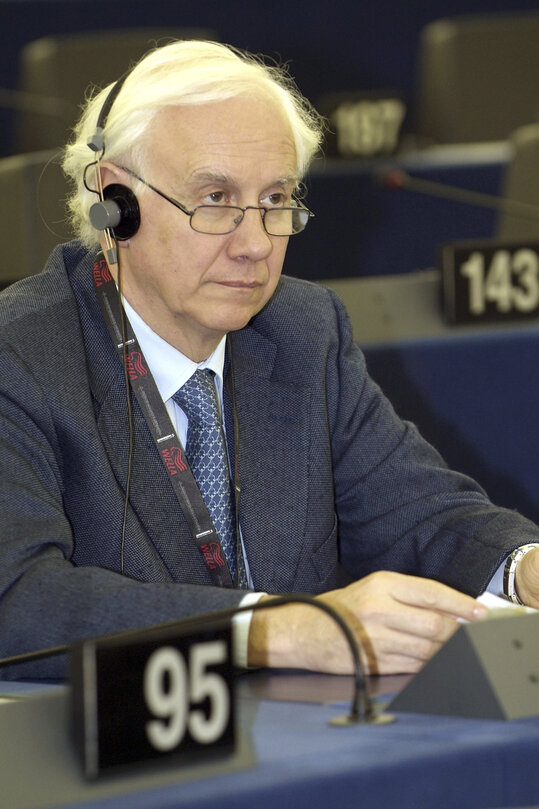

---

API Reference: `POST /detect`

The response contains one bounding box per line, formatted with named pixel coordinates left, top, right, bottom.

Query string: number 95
left=143, top=641, right=230, bottom=752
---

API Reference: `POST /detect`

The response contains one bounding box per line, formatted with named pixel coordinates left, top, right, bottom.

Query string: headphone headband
left=87, top=72, right=130, bottom=154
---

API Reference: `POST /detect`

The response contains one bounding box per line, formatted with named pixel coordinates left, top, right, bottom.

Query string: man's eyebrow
left=186, top=170, right=235, bottom=187
left=184, top=170, right=299, bottom=190
left=265, top=176, right=299, bottom=190
left=272, top=176, right=299, bottom=190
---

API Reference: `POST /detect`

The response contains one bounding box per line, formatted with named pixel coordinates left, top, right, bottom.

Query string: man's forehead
left=164, top=94, right=291, bottom=135
left=150, top=99, right=298, bottom=185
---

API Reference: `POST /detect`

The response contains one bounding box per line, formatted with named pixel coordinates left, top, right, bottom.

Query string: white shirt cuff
left=487, top=558, right=505, bottom=597
left=231, top=591, right=266, bottom=667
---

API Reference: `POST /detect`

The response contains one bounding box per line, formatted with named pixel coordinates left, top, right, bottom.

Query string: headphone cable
left=116, top=249, right=135, bottom=575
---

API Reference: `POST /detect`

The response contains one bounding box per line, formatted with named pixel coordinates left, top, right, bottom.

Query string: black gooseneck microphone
left=0, top=594, right=395, bottom=727
left=378, top=168, right=539, bottom=225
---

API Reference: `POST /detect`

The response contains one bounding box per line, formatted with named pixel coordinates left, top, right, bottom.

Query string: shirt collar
left=122, top=298, right=227, bottom=404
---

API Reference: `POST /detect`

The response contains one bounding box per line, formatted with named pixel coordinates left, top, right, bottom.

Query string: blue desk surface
left=2, top=671, right=539, bottom=809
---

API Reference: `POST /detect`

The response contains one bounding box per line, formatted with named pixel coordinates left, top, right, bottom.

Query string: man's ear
left=97, top=161, right=126, bottom=192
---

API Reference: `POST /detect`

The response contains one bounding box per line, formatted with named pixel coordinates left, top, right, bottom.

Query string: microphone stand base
left=330, top=710, right=396, bottom=727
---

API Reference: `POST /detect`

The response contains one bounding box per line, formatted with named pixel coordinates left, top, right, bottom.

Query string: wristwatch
left=503, top=543, right=539, bottom=604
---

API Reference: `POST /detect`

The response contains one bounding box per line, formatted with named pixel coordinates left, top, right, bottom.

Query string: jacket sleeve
left=322, top=287, right=539, bottom=594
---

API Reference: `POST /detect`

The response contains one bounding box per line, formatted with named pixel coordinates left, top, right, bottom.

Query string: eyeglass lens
left=190, top=206, right=310, bottom=236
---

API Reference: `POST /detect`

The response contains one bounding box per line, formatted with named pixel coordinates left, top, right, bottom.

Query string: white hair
left=62, top=39, right=325, bottom=247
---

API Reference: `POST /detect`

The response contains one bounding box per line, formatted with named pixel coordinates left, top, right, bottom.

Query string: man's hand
left=247, top=571, right=487, bottom=675
left=514, top=547, right=539, bottom=608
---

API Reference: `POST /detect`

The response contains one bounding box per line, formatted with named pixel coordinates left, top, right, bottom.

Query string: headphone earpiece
left=89, top=183, right=141, bottom=240
left=86, top=73, right=139, bottom=257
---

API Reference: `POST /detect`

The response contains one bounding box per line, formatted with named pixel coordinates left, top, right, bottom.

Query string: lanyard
left=92, top=255, right=241, bottom=588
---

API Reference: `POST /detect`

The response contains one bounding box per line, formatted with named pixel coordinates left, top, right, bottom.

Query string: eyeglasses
left=121, top=167, right=314, bottom=236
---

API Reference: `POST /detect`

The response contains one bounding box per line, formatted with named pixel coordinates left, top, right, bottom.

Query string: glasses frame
left=120, top=166, right=314, bottom=236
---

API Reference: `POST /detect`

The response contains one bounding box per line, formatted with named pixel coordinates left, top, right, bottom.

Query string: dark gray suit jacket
left=1, top=242, right=538, bottom=678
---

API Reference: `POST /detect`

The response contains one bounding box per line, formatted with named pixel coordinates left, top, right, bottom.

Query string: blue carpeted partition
left=363, top=327, right=539, bottom=524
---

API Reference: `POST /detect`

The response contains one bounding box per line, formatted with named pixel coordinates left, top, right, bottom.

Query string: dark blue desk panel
left=286, top=143, right=509, bottom=280
left=362, top=325, right=539, bottom=525
left=2, top=672, right=539, bottom=809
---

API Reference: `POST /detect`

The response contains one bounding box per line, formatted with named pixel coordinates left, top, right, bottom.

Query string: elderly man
left=0, top=40, right=537, bottom=680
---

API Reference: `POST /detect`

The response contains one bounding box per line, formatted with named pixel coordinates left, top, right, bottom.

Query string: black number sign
left=70, top=622, right=236, bottom=778
left=440, top=240, right=539, bottom=324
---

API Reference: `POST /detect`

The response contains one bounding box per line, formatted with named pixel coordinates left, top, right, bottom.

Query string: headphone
left=85, top=71, right=143, bottom=569
left=86, top=71, right=142, bottom=248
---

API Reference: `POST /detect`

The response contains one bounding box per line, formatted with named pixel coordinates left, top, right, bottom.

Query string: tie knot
left=173, top=368, right=219, bottom=427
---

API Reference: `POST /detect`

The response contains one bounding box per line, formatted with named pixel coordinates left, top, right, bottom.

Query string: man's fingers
left=249, top=571, right=487, bottom=676
left=328, top=571, right=483, bottom=674
left=383, top=603, right=461, bottom=645
left=357, top=611, right=459, bottom=670
left=387, top=573, right=487, bottom=621
left=515, top=547, right=539, bottom=608
left=359, top=625, right=449, bottom=675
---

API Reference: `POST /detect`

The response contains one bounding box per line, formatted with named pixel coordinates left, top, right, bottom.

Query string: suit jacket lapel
left=228, top=328, right=310, bottom=593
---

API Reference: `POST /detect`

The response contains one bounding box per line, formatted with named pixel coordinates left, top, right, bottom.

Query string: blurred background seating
left=0, top=149, right=71, bottom=288
left=15, top=27, right=218, bottom=153
left=414, top=11, right=539, bottom=146
left=361, top=323, right=539, bottom=525
left=287, top=141, right=508, bottom=280
left=497, top=122, right=539, bottom=241
left=1, top=4, right=539, bottom=283
left=2, top=10, right=539, bottom=286
left=323, top=268, right=539, bottom=523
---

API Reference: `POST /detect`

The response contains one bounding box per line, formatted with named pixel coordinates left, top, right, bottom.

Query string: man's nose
left=227, top=207, right=274, bottom=260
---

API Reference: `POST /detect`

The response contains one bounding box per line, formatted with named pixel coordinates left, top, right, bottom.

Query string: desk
left=2, top=671, right=539, bottom=809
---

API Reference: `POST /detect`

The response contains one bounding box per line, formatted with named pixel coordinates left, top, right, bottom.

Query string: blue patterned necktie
left=173, top=369, right=242, bottom=585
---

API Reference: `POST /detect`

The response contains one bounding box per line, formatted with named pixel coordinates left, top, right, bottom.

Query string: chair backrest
left=0, top=149, right=72, bottom=287
left=497, top=122, right=539, bottom=240
left=16, top=27, right=217, bottom=152
left=415, top=12, right=539, bottom=145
